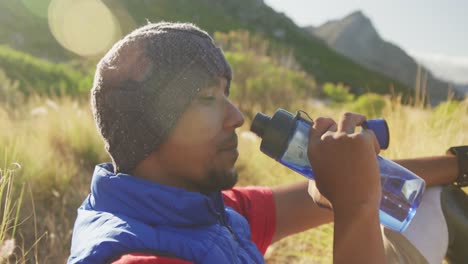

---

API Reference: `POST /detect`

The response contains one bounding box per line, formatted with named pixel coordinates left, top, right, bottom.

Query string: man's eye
left=198, top=96, right=216, bottom=103
left=199, top=96, right=216, bottom=102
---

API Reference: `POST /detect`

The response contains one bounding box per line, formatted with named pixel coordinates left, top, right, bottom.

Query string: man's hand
left=305, top=116, right=336, bottom=210
left=307, top=112, right=381, bottom=211
left=307, top=112, right=385, bottom=263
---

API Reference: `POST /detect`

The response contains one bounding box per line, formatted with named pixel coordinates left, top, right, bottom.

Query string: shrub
left=433, top=100, right=463, bottom=116
left=0, top=69, right=24, bottom=108
left=350, top=93, right=387, bottom=118
left=322, top=82, right=354, bottom=104
left=0, top=45, right=92, bottom=97
left=226, top=51, right=317, bottom=119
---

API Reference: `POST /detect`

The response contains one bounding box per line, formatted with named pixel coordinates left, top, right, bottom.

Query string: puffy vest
left=68, top=163, right=265, bottom=264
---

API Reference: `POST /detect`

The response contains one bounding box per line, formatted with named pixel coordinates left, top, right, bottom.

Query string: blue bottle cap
left=363, top=118, right=390, bottom=149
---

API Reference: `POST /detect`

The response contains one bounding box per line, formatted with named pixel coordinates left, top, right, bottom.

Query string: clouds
left=410, top=52, right=468, bottom=85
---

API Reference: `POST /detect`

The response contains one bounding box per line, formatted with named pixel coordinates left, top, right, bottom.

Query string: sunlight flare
left=48, top=0, right=121, bottom=57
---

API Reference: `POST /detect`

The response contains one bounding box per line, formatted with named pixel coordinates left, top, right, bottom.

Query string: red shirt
left=112, top=187, right=276, bottom=263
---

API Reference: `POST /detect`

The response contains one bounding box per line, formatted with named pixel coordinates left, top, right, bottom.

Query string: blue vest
left=68, top=163, right=265, bottom=263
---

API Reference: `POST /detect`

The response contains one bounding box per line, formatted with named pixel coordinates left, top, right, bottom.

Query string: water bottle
left=250, top=108, right=426, bottom=232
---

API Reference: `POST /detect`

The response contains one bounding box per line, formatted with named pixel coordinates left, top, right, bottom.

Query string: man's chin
left=201, top=168, right=238, bottom=193
left=219, top=170, right=238, bottom=191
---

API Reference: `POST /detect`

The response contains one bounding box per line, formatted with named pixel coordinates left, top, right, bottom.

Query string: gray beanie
left=91, top=22, right=232, bottom=173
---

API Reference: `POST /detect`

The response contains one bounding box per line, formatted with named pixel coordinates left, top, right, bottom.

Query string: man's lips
left=218, top=134, right=238, bottom=151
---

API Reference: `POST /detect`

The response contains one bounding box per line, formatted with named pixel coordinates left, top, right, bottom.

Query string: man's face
left=155, top=77, right=244, bottom=193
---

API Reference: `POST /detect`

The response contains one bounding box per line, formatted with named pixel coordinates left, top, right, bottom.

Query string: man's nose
left=224, top=100, right=244, bottom=130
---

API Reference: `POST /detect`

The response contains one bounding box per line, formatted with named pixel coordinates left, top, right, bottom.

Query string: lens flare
left=48, top=0, right=121, bottom=57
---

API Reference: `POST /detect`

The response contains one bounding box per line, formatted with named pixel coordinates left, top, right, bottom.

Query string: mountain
left=0, top=0, right=414, bottom=98
left=454, top=84, right=468, bottom=95
left=411, top=53, right=468, bottom=95
left=305, top=11, right=463, bottom=104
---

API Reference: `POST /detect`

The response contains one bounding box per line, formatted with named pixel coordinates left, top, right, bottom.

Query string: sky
left=264, top=0, right=468, bottom=84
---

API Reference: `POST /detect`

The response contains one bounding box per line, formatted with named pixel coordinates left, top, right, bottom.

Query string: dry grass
left=0, top=95, right=466, bottom=263
left=0, top=96, right=107, bottom=263
left=235, top=97, right=467, bottom=263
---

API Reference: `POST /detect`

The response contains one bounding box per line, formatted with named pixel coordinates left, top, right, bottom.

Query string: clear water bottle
left=250, top=108, right=426, bottom=232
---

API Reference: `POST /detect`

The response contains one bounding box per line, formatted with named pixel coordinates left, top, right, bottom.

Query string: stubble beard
left=198, top=167, right=239, bottom=194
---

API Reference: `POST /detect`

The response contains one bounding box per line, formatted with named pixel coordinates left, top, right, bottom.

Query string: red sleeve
left=112, top=253, right=192, bottom=264
left=222, top=187, right=276, bottom=254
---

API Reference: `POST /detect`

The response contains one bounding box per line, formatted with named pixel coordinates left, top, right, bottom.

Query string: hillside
left=0, top=0, right=76, bottom=61
left=0, top=45, right=92, bottom=96
left=0, top=0, right=413, bottom=98
left=306, top=11, right=462, bottom=104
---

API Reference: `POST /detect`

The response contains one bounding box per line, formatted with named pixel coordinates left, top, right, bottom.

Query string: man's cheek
left=177, top=128, right=216, bottom=145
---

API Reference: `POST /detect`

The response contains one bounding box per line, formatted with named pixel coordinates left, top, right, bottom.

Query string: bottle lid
left=251, top=109, right=297, bottom=159
left=363, top=118, right=390, bottom=149
left=250, top=112, right=270, bottom=137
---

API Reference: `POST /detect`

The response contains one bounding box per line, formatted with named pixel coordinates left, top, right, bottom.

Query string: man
left=68, top=22, right=467, bottom=263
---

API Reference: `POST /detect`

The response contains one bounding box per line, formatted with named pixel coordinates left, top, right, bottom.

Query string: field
left=0, top=17, right=467, bottom=263
left=0, top=89, right=466, bottom=262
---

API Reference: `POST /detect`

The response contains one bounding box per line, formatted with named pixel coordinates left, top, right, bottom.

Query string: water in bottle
left=250, top=108, right=425, bottom=232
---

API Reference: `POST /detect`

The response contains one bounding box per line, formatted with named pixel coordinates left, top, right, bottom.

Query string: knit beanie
left=91, top=22, right=232, bottom=173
